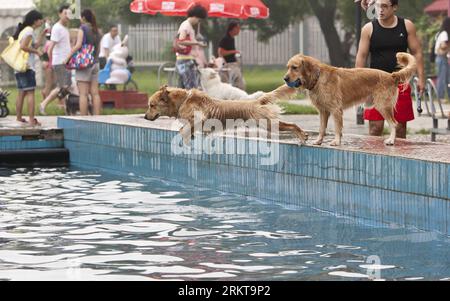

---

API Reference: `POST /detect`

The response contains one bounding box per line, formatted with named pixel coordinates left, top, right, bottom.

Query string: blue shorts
left=15, top=70, right=36, bottom=91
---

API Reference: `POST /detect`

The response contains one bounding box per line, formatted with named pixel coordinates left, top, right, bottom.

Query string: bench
left=99, top=90, right=149, bottom=110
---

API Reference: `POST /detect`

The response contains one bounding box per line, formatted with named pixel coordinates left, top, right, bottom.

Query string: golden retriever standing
left=144, top=85, right=308, bottom=145
left=284, top=52, right=417, bottom=146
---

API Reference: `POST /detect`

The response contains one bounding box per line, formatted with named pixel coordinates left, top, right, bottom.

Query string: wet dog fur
left=144, top=85, right=308, bottom=145
left=283, top=52, right=417, bottom=146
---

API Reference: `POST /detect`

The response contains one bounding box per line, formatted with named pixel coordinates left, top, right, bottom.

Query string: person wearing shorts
left=355, top=0, right=425, bottom=139
left=175, top=5, right=208, bottom=90
left=40, top=4, right=72, bottom=115
left=12, top=10, right=45, bottom=127
left=66, top=9, right=102, bottom=115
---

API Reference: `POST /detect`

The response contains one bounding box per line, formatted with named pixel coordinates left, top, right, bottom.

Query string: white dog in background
left=199, top=68, right=265, bottom=100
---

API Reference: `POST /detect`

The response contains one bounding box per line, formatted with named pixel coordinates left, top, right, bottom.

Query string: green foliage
left=416, top=129, right=431, bottom=135
left=247, top=0, right=310, bottom=41
left=279, top=102, right=318, bottom=115
left=34, top=0, right=140, bottom=32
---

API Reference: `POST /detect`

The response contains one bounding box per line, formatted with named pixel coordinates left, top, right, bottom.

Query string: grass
left=415, top=129, right=431, bottom=135
left=279, top=102, right=318, bottom=115
left=2, top=67, right=312, bottom=117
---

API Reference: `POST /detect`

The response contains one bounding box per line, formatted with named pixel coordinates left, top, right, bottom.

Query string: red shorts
left=364, top=84, right=415, bottom=123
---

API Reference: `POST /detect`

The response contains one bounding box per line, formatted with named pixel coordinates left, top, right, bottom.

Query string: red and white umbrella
left=130, top=0, right=270, bottom=19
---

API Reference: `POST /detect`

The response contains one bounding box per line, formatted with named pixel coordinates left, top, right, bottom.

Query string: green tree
left=34, top=0, right=141, bottom=32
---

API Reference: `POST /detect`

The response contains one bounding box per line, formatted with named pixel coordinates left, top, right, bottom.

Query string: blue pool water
left=0, top=167, right=449, bottom=281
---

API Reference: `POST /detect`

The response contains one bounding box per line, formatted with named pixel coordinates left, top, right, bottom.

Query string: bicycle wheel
left=421, top=80, right=432, bottom=116
left=0, top=105, right=9, bottom=118
left=427, top=78, right=446, bottom=118
left=412, top=77, right=423, bottom=115
left=158, top=62, right=176, bottom=87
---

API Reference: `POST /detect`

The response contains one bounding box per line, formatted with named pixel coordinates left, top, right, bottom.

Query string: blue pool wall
left=58, top=118, right=450, bottom=235
left=0, top=136, right=63, bottom=150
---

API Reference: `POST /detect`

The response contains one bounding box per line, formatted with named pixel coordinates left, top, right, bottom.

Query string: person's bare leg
left=26, top=91, right=37, bottom=125
left=16, top=90, right=26, bottom=122
left=369, top=120, right=384, bottom=136
left=40, top=87, right=60, bottom=114
left=41, top=64, right=53, bottom=99
left=78, top=81, right=90, bottom=116
left=396, top=122, right=407, bottom=139
left=90, top=78, right=102, bottom=115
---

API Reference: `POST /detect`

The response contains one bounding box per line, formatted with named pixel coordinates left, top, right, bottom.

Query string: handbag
left=66, top=26, right=95, bottom=70
left=173, top=34, right=192, bottom=55
left=0, top=27, right=32, bottom=73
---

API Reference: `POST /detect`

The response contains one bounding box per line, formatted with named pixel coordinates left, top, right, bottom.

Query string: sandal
left=29, top=118, right=42, bottom=127
left=16, top=118, right=27, bottom=123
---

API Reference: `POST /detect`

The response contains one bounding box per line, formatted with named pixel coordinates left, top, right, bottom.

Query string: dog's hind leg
left=313, top=110, right=330, bottom=145
left=330, top=109, right=344, bottom=146
left=279, top=121, right=309, bottom=144
left=374, top=91, right=398, bottom=146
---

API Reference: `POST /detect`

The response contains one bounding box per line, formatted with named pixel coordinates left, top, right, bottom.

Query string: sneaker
left=39, top=104, right=47, bottom=116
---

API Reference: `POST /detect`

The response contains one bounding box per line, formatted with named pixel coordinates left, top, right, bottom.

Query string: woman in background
left=65, top=9, right=102, bottom=115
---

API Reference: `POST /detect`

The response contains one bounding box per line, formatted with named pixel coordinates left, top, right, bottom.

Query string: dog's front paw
left=297, top=131, right=309, bottom=144
left=384, top=138, right=395, bottom=146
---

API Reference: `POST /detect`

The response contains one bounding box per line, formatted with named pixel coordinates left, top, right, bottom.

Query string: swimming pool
left=1, top=167, right=449, bottom=281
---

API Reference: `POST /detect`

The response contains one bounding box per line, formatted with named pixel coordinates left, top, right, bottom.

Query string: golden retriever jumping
left=284, top=52, right=417, bottom=146
left=144, top=85, right=308, bottom=145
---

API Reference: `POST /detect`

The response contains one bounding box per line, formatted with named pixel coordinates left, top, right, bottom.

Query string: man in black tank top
left=355, top=0, right=425, bottom=139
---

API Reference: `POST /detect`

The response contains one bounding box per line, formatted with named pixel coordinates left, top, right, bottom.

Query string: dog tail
left=258, top=84, right=298, bottom=105
left=392, top=52, right=417, bottom=84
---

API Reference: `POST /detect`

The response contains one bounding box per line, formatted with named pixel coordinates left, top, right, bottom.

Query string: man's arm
left=355, top=23, right=372, bottom=68
left=406, top=19, right=425, bottom=93
left=218, top=48, right=239, bottom=57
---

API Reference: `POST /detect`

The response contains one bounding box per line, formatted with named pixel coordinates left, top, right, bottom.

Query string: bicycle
left=0, top=89, right=10, bottom=118
left=411, top=76, right=446, bottom=118
left=411, top=76, right=450, bottom=141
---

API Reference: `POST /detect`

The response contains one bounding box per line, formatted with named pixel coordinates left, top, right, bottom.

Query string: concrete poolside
left=3, top=113, right=449, bottom=164
left=1, top=103, right=450, bottom=144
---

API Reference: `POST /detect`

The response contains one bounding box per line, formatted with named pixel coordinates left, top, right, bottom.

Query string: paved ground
left=285, top=100, right=450, bottom=144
